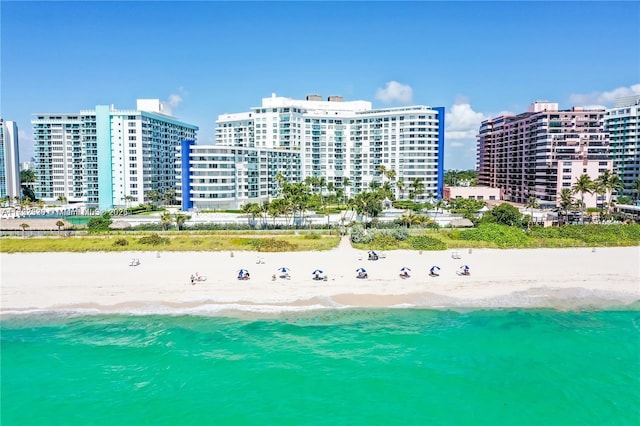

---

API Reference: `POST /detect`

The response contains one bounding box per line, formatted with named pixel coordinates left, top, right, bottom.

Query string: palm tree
left=56, top=220, right=65, bottom=236
left=160, top=211, right=173, bottom=231
left=376, top=165, right=387, bottom=185
left=398, top=211, right=423, bottom=228
left=163, top=189, right=176, bottom=206
left=174, top=213, right=190, bottom=230
left=409, top=178, right=425, bottom=201
left=396, top=178, right=406, bottom=200
left=381, top=181, right=394, bottom=201
left=524, top=196, right=540, bottom=229
left=241, top=202, right=261, bottom=226
left=593, top=178, right=607, bottom=217
left=632, top=179, right=640, bottom=205
left=572, top=174, right=593, bottom=223
left=558, top=188, right=574, bottom=225
left=444, top=170, right=459, bottom=186
left=341, top=177, right=351, bottom=205
left=146, top=190, right=162, bottom=209
left=19, top=223, right=29, bottom=238
left=57, top=195, right=68, bottom=205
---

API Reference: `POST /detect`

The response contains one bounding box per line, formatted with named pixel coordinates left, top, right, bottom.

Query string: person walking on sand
left=190, top=274, right=195, bottom=285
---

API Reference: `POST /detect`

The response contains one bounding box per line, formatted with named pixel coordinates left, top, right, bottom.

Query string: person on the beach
left=190, top=274, right=195, bottom=285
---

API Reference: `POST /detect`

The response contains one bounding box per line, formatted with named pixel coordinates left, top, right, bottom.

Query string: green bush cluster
left=303, top=232, right=321, bottom=239
left=371, top=233, right=400, bottom=249
left=138, top=234, right=170, bottom=246
left=350, top=225, right=409, bottom=244
left=240, top=238, right=298, bottom=252
left=87, top=213, right=112, bottom=232
left=528, top=224, right=640, bottom=245
left=350, top=225, right=371, bottom=243
left=459, top=223, right=529, bottom=246
left=407, top=235, right=447, bottom=250
left=113, top=238, right=129, bottom=246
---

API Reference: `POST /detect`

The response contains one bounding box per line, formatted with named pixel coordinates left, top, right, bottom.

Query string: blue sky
left=2, top=1, right=638, bottom=170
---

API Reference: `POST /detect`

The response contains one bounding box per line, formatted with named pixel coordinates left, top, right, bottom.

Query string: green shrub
left=460, top=223, right=529, bottom=247
left=113, top=238, right=129, bottom=246
left=407, top=235, right=447, bottom=250
left=371, top=233, right=400, bottom=249
left=303, top=232, right=321, bottom=239
left=350, top=225, right=371, bottom=243
left=239, top=238, right=297, bottom=252
left=138, top=234, right=170, bottom=246
left=87, top=213, right=112, bottom=232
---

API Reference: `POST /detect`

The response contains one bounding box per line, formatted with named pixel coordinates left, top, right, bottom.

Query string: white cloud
left=445, top=103, right=486, bottom=140
left=375, top=81, right=413, bottom=104
left=569, top=83, right=640, bottom=107
left=167, top=94, right=183, bottom=108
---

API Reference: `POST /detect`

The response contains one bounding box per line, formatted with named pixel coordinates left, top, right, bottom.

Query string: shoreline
left=2, top=239, right=639, bottom=317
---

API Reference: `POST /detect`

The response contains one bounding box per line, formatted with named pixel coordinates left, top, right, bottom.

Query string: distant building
left=32, top=99, right=198, bottom=210
left=443, top=186, right=503, bottom=202
left=605, top=95, right=640, bottom=200
left=0, top=118, right=21, bottom=201
left=476, top=101, right=611, bottom=209
left=206, top=94, right=445, bottom=208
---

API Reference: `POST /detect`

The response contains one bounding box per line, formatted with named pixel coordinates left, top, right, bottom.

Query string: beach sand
left=1, top=237, right=639, bottom=316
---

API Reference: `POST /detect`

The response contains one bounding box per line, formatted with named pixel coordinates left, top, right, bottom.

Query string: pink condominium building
left=476, top=102, right=611, bottom=209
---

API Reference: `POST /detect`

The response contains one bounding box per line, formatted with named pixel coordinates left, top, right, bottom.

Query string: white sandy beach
left=1, top=237, right=639, bottom=315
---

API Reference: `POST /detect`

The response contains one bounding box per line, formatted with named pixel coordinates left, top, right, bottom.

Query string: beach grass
left=0, top=233, right=341, bottom=253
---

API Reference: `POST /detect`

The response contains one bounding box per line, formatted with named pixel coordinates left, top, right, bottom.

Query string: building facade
left=477, top=102, right=611, bottom=209
left=205, top=94, right=444, bottom=209
left=605, top=95, right=640, bottom=200
left=443, top=186, right=503, bottom=203
left=178, top=141, right=301, bottom=210
left=33, top=99, right=198, bottom=210
left=0, top=119, right=21, bottom=201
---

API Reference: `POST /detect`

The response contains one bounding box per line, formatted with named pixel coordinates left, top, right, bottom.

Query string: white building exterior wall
left=0, top=119, right=21, bottom=201
left=33, top=99, right=198, bottom=209
left=215, top=95, right=443, bottom=201
left=180, top=145, right=301, bottom=210
left=605, top=95, right=640, bottom=200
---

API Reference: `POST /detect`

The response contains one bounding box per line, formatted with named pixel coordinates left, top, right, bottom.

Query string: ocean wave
left=1, top=288, right=638, bottom=320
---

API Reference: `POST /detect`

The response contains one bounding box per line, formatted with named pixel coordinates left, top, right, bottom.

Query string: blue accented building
left=186, top=94, right=446, bottom=210
left=33, top=99, right=198, bottom=210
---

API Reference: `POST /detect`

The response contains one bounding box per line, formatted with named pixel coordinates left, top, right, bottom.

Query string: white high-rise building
left=212, top=94, right=445, bottom=203
left=605, top=95, right=640, bottom=200
left=33, top=99, right=198, bottom=210
left=0, top=118, right=21, bottom=201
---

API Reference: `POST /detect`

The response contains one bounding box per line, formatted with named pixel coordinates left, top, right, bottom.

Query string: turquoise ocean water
left=2, top=308, right=639, bottom=426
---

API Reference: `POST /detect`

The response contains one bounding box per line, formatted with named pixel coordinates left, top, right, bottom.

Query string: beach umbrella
left=356, top=267, right=367, bottom=274
left=462, top=265, right=470, bottom=270
left=312, top=269, right=324, bottom=275
left=368, top=251, right=377, bottom=255
left=278, top=267, right=290, bottom=274
left=400, top=267, right=411, bottom=273
left=430, top=266, right=440, bottom=274
left=237, top=269, right=248, bottom=275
